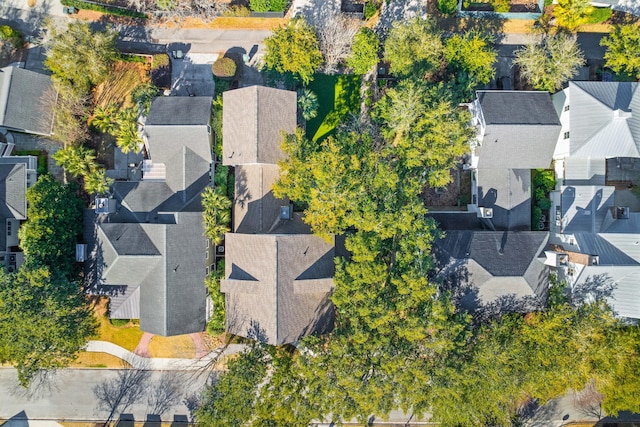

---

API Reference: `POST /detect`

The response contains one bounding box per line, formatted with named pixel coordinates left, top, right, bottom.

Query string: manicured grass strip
left=306, top=73, right=361, bottom=142
left=72, top=351, right=132, bottom=368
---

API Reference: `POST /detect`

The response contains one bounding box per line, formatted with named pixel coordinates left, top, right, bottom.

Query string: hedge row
left=60, top=0, right=148, bottom=18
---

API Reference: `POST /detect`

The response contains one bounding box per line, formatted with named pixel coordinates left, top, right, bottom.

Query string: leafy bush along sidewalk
left=60, top=0, right=147, bottom=18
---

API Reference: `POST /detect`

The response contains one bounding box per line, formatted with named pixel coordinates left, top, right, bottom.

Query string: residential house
left=221, top=85, right=336, bottom=345
left=0, top=66, right=56, bottom=136
left=549, top=81, right=640, bottom=320
left=86, top=96, right=213, bottom=336
left=430, top=91, right=560, bottom=312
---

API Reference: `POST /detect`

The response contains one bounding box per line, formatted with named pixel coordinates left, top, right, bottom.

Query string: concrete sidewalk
left=85, top=340, right=247, bottom=370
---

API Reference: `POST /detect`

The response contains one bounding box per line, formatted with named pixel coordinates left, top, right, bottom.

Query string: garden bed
left=422, top=165, right=471, bottom=208
left=14, top=150, right=48, bottom=174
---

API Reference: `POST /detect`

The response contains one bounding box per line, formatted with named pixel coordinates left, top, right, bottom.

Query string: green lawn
left=306, top=73, right=361, bottom=142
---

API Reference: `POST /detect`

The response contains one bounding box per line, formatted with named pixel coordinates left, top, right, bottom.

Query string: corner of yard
left=306, top=73, right=361, bottom=142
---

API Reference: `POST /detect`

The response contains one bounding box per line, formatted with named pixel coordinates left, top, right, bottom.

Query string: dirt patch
left=86, top=132, right=116, bottom=170
left=72, top=351, right=132, bottom=368
left=422, top=166, right=471, bottom=208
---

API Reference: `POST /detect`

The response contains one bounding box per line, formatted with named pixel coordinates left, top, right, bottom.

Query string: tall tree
left=201, top=186, right=231, bottom=245
left=383, top=17, right=444, bottom=78
left=444, top=31, right=497, bottom=101
left=601, top=24, right=640, bottom=80
left=514, top=33, right=585, bottom=92
left=263, top=18, right=323, bottom=85
left=18, top=174, right=85, bottom=279
left=315, top=10, right=359, bottom=74
left=0, top=266, right=97, bottom=387
left=346, top=27, right=380, bottom=75
left=553, top=0, right=595, bottom=30
left=44, top=21, right=118, bottom=95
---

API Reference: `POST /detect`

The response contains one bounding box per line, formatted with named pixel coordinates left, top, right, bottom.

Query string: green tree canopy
left=202, top=186, right=232, bottom=245
left=18, top=174, right=85, bottom=279
left=0, top=266, right=97, bottom=387
left=44, top=21, right=117, bottom=95
left=553, top=0, right=595, bottom=30
left=514, top=33, right=585, bottom=92
left=601, top=24, right=640, bottom=80
left=444, top=31, right=497, bottom=100
left=263, top=18, right=323, bottom=85
left=383, top=17, right=444, bottom=78
left=346, top=27, right=380, bottom=75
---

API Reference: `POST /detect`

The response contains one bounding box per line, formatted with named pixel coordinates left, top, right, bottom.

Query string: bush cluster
left=0, top=25, right=23, bottom=48
left=249, top=0, right=288, bottom=12
left=437, top=0, right=458, bottom=14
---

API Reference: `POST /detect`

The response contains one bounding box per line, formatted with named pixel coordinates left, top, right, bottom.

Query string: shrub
left=270, top=0, right=288, bottom=12
left=250, top=0, right=287, bottom=12
left=205, top=261, right=226, bottom=336
left=110, top=319, right=130, bottom=327
left=0, top=25, right=23, bottom=48
left=60, top=0, right=147, bottom=18
left=491, top=0, right=510, bottom=12
left=212, top=57, right=237, bottom=79
left=365, top=1, right=378, bottom=19
left=437, top=0, right=458, bottom=14
left=587, top=6, right=612, bottom=23
left=223, top=5, right=251, bottom=16
left=151, top=53, right=170, bottom=68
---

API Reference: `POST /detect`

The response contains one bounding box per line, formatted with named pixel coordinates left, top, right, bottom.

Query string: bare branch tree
left=146, top=372, right=187, bottom=416
left=94, top=361, right=151, bottom=426
left=316, top=11, right=360, bottom=74
left=573, top=380, right=604, bottom=419
left=152, top=0, right=227, bottom=24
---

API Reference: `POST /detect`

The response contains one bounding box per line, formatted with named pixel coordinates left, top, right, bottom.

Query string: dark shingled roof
left=222, top=233, right=335, bottom=345
left=145, top=96, right=213, bottom=126
left=477, top=91, right=561, bottom=126
left=476, top=168, right=532, bottom=231
left=88, top=97, right=212, bottom=337
left=0, top=67, right=55, bottom=135
left=0, top=163, right=26, bottom=220
left=222, top=85, right=296, bottom=166
left=434, top=231, right=550, bottom=310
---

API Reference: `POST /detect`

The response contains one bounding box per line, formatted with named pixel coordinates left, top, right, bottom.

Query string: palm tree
left=91, top=104, right=116, bottom=134
left=53, top=145, right=96, bottom=178
left=297, top=89, right=319, bottom=121
left=84, top=167, right=113, bottom=195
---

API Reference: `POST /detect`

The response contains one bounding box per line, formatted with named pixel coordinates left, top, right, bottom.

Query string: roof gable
left=0, top=163, right=26, bottom=220
left=477, top=91, right=561, bottom=126
left=146, top=96, right=212, bottom=126
left=222, top=86, right=297, bottom=166
left=0, top=67, right=55, bottom=135
left=221, top=233, right=335, bottom=345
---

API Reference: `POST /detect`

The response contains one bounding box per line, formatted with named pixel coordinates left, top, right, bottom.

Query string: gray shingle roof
left=435, top=231, right=549, bottom=310
left=233, top=164, right=289, bottom=233
left=477, top=91, right=562, bottom=126
left=221, top=233, right=335, bottom=345
left=88, top=97, right=213, bottom=336
left=475, top=91, right=561, bottom=169
left=0, top=66, right=55, bottom=135
left=145, top=96, right=212, bottom=126
left=222, top=86, right=296, bottom=166
left=0, top=163, right=26, bottom=220
left=476, top=168, right=531, bottom=231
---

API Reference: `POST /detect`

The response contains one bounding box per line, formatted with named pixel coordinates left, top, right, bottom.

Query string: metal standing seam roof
left=561, top=185, right=615, bottom=233
left=568, top=81, right=640, bottom=158
left=575, top=265, right=640, bottom=319
left=222, top=85, right=297, bottom=166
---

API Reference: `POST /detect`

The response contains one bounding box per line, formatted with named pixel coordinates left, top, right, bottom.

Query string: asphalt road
left=0, top=368, right=211, bottom=423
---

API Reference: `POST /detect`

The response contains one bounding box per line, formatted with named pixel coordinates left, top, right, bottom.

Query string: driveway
left=170, top=52, right=217, bottom=97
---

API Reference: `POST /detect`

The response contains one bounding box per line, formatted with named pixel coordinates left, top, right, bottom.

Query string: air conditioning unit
left=280, top=205, right=293, bottom=220
left=477, top=207, right=493, bottom=219
left=9, top=254, right=15, bottom=263
left=217, top=246, right=225, bottom=254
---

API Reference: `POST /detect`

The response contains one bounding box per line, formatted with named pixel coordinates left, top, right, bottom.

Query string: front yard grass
left=306, top=73, right=361, bottom=142
left=72, top=351, right=132, bottom=368
left=90, top=296, right=143, bottom=352
left=148, top=334, right=195, bottom=358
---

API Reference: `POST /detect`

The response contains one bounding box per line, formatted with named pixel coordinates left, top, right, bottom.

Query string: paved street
left=0, top=368, right=211, bottom=422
